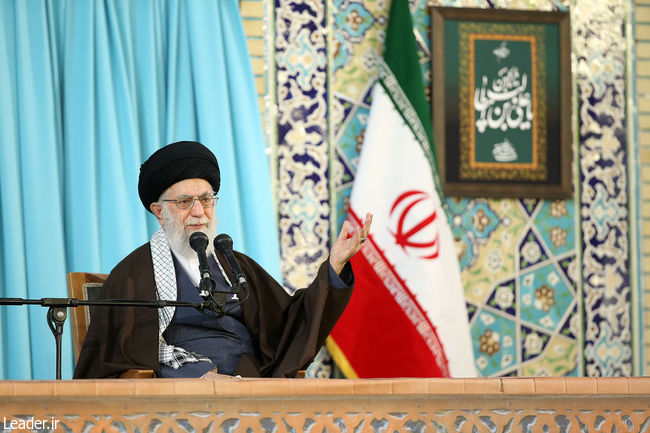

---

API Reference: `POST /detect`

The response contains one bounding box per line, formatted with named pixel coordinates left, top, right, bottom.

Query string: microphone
left=189, top=231, right=211, bottom=298
left=214, top=234, right=248, bottom=290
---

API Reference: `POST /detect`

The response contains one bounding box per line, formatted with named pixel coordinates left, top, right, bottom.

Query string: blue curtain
left=0, top=0, right=280, bottom=380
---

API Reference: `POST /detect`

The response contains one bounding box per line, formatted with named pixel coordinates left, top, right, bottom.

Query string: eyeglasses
left=162, top=193, right=218, bottom=210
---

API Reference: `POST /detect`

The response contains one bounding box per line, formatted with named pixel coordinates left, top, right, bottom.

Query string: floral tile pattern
left=519, top=263, right=575, bottom=334
left=273, top=0, right=634, bottom=377
left=471, top=309, right=518, bottom=375
left=275, top=0, right=331, bottom=293
left=519, top=229, right=551, bottom=270
left=573, top=1, right=631, bottom=377
left=454, top=199, right=527, bottom=306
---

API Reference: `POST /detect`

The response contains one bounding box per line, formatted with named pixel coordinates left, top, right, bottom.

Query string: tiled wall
left=240, top=0, right=646, bottom=377
left=240, top=0, right=266, bottom=114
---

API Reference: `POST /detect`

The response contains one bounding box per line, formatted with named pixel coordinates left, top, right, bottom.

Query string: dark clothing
left=73, top=243, right=353, bottom=378
left=160, top=254, right=255, bottom=377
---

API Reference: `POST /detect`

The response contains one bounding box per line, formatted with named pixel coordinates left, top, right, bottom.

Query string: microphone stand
left=0, top=297, right=222, bottom=380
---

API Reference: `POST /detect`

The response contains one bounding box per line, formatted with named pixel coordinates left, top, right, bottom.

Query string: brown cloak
left=73, top=244, right=353, bottom=378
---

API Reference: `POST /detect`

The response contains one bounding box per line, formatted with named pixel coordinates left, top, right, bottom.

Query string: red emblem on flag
left=389, top=190, right=439, bottom=259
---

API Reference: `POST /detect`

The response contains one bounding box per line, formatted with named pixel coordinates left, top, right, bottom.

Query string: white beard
left=161, top=205, right=218, bottom=260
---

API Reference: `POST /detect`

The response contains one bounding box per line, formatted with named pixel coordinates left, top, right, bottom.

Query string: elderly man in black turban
left=74, top=141, right=372, bottom=379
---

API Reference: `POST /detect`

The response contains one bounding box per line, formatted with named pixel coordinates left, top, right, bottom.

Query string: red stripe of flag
left=329, top=209, right=449, bottom=378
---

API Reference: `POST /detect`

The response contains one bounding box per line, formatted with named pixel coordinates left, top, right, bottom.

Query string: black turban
left=138, top=141, right=221, bottom=212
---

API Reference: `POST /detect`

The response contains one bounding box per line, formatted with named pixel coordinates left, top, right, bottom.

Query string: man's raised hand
left=330, top=212, right=373, bottom=275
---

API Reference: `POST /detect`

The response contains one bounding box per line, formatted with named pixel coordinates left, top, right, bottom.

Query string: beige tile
left=464, top=378, right=501, bottom=394
left=0, top=381, right=14, bottom=396
left=640, top=114, right=650, bottom=130
left=639, top=149, right=650, bottom=163
left=214, top=378, right=254, bottom=395
left=240, top=0, right=263, bottom=17
left=429, top=378, right=466, bottom=394
left=502, top=378, right=535, bottom=394
left=639, top=131, right=650, bottom=145
left=288, top=378, right=322, bottom=395
left=640, top=78, right=650, bottom=94
left=640, top=192, right=650, bottom=204
left=639, top=97, right=650, bottom=113
left=533, top=377, right=566, bottom=395
left=250, top=378, right=291, bottom=395
left=255, top=76, right=266, bottom=95
left=640, top=42, right=650, bottom=60
left=323, top=378, right=354, bottom=395
left=243, top=20, right=264, bottom=37
left=134, top=379, right=176, bottom=396
left=566, top=377, right=597, bottom=394
left=638, top=5, right=650, bottom=23
left=644, top=232, right=650, bottom=246
left=595, top=377, right=628, bottom=394
left=390, top=378, right=429, bottom=394
left=351, top=379, right=393, bottom=394
left=250, top=57, right=264, bottom=74
left=247, top=38, right=264, bottom=56
left=14, top=381, right=55, bottom=397
left=641, top=165, right=650, bottom=182
left=628, top=377, right=650, bottom=394
left=642, top=274, right=650, bottom=289
left=639, top=23, right=650, bottom=40
left=173, top=379, right=215, bottom=396
left=95, top=380, right=135, bottom=396
left=644, top=255, right=650, bottom=272
left=638, top=61, right=650, bottom=77
left=54, top=380, right=96, bottom=396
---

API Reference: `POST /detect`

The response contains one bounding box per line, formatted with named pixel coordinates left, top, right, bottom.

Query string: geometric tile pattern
left=465, top=199, right=581, bottom=377
left=271, top=0, right=636, bottom=377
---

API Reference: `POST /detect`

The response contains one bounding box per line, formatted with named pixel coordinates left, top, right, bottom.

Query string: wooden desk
left=1, top=377, right=649, bottom=432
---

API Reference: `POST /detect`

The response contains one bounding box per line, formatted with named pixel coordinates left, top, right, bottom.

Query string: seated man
left=73, top=141, right=372, bottom=378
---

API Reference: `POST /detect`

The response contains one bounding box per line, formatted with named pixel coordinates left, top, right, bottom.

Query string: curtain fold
left=0, top=0, right=280, bottom=380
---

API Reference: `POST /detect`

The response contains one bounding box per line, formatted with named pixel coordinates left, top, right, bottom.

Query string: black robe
left=73, top=243, right=353, bottom=378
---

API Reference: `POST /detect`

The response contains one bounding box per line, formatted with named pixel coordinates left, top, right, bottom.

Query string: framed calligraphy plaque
left=431, top=7, right=572, bottom=198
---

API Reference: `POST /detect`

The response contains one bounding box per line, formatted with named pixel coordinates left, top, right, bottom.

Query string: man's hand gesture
left=330, top=212, right=373, bottom=275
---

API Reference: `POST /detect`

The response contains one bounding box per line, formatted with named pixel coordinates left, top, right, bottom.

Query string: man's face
left=150, top=178, right=217, bottom=257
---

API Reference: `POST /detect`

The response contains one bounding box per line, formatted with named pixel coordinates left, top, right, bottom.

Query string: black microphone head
left=214, top=233, right=233, bottom=253
left=189, top=231, right=209, bottom=253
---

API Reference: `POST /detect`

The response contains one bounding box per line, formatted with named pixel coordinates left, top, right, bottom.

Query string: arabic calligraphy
left=492, top=138, right=518, bottom=162
left=474, top=66, right=533, bottom=135
left=459, top=27, right=547, bottom=179
left=493, top=41, right=510, bottom=61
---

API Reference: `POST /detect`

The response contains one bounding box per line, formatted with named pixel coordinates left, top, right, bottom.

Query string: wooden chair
left=66, top=272, right=154, bottom=378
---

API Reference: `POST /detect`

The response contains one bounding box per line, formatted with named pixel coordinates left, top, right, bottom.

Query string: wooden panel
left=0, top=378, right=649, bottom=432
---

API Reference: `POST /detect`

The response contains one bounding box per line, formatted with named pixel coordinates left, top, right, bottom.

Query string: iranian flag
left=328, top=0, right=476, bottom=378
